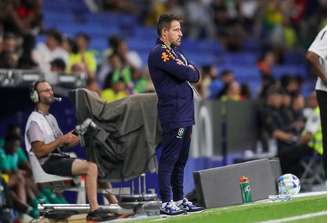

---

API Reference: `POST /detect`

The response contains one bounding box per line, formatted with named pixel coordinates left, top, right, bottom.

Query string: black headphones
left=30, top=80, right=46, bottom=103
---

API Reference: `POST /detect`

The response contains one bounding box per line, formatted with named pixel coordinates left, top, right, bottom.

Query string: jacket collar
left=156, top=38, right=177, bottom=50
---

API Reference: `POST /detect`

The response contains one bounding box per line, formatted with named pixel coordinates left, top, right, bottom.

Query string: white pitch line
left=257, top=211, right=327, bottom=223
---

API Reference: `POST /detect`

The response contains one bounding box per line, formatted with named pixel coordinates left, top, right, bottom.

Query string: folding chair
left=28, top=152, right=86, bottom=204
left=29, top=152, right=134, bottom=219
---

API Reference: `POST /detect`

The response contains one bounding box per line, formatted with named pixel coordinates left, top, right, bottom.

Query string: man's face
left=292, top=95, right=304, bottom=111
left=165, top=20, right=183, bottom=46
left=221, top=73, right=234, bottom=84
left=36, top=82, right=54, bottom=105
left=271, top=93, right=283, bottom=108
left=229, top=81, right=240, bottom=95
left=75, top=36, right=88, bottom=50
left=307, top=93, right=318, bottom=108
left=3, top=37, right=17, bottom=52
left=117, top=42, right=128, bottom=55
left=46, top=36, right=59, bottom=50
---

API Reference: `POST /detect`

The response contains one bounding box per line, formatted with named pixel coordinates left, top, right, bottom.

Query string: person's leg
left=171, top=127, right=192, bottom=202
left=42, top=157, right=113, bottom=221
left=8, top=174, right=39, bottom=218
left=169, top=126, right=204, bottom=212
left=278, top=144, right=313, bottom=178
left=98, top=181, right=118, bottom=204
left=158, top=128, right=184, bottom=203
left=316, top=90, right=327, bottom=176
left=8, top=171, right=27, bottom=204
left=71, top=159, right=99, bottom=211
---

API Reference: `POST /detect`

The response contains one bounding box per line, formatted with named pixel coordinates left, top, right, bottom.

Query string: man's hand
left=60, top=132, right=80, bottom=146
left=175, top=59, right=196, bottom=71
left=187, top=64, right=196, bottom=71
left=175, top=58, right=185, bottom=65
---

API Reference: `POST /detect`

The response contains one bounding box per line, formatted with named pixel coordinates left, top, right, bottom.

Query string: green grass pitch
left=131, top=194, right=326, bottom=223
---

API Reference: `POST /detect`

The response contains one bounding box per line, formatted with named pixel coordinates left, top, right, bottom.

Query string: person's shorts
left=42, top=155, right=75, bottom=177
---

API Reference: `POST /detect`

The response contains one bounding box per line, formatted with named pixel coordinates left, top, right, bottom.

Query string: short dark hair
left=46, top=28, right=63, bottom=44
left=4, top=134, right=21, bottom=147
left=32, top=79, right=48, bottom=93
left=220, top=69, right=233, bottom=77
left=50, top=58, right=66, bottom=70
left=76, top=32, right=90, bottom=43
left=107, top=35, right=121, bottom=48
left=157, top=14, right=182, bottom=36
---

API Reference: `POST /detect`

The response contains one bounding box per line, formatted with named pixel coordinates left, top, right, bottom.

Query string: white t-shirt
left=33, top=43, right=69, bottom=74
left=308, top=26, right=327, bottom=92
left=25, top=111, right=63, bottom=164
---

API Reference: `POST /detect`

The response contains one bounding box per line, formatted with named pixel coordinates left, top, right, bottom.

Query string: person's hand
left=60, top=132, right=79, bottom=146
left=288, top=134, right=298, bottom=144
left=188, top=64, right=195, bottom=70
left=175, top=58, right=185, bottom=65
left=292, top=121, right=304, bottom=130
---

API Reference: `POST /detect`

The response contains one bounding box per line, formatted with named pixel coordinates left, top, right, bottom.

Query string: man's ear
left=162, top=27, right=168, bottom=37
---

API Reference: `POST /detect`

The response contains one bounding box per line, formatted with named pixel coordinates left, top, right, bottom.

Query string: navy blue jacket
left=148, top=39, right=200, bottom=131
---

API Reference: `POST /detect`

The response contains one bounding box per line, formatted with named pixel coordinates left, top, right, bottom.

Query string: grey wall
left=193, top=159, right=279, bottom=208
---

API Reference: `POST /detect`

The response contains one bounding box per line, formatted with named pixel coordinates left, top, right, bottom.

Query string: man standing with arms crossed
left=148, top=14, right=204, bottom=215
left=306, top=26, right=327, bottom=176
left=24, top=80, right=113, bottom=221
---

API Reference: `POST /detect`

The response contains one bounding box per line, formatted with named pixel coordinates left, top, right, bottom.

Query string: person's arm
left=305, top=51, right=327, bottom=85
left=272, top=130, right=296, bottom=142
left=31, top=132, right=78, bottom=157
left=176, top=50, right=200, bottom=83
left=299, top=132, right=312, bottom=145
left=27, top=121, right=78, bottom=157
left=31, top=137, right=64, bottom=158
left=151, top=48, right=199, bottom=82
left=299, top=109, right=320, bottom=144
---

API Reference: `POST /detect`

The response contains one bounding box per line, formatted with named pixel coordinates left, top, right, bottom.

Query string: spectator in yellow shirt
left=67, top=33, right=97, bottom=78
left=220, top=81, right=241, bottom=102
left=101, top=77, right=128, bottom=103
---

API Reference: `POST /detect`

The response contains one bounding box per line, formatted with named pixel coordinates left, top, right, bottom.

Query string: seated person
left=67, top=33, right=97, bottom=79
left=219, top=81, right=241, bottom=102
left=262, top=86, right=311, bottom=178
left=24, top=80, right=115, bottom=221
left=0, top=133, right=39, bottom=219
left=101, top=77, right=129, bottom=103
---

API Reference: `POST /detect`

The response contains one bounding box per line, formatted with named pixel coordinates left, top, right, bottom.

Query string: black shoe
left=86, top=208, right=117, bottom=222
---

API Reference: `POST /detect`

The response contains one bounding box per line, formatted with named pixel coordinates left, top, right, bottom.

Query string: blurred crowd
left=92, top=0, right=326, bottom=50
left=257, top=84, right=323, bottom=179
left=0, top=0, right=325, bottom=103
left=0, top=124, right=70, bottom=222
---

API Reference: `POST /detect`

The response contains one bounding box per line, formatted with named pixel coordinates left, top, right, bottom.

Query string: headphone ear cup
left=30, top=90, right=39, bottom=103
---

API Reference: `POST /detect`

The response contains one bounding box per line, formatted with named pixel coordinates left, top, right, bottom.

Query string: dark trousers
left=316, top=90, right=327, bottom=177
left=158, top=126, right=192, bottom=202
left=278, top=144, right=313, bottom=179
